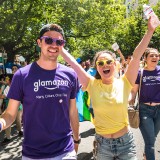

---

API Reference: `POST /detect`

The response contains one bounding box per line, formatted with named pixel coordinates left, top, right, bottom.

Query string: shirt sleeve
left=7, top=69, right=23, bottom=101
left=70, top=72, right=79, bottom=99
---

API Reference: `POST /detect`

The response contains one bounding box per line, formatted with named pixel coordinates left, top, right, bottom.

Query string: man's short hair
left=39, top=24, right=65, bottom=39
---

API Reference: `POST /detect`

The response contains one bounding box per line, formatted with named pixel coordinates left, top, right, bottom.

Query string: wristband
left=74, top=135, right=81, bottom=144
left=0, top=122, right=2, bottom=132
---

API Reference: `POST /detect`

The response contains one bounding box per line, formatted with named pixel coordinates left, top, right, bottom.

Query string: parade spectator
left=85, top=59, right=91, bottom=71
left=0, top=71, right=23, bottom=145
left=20, top=61, right=27, bottom=67
left=125, top=55, right=132, bottom=65
left=0, top=68, right=6, bottom=114
left=111, top=52, right=121, bottom=78
left=116, top=49, right=133, bottom=74
left=129, top=48, right=160, bottom=160
left=116, top=49, right=126, bottom=67
left=76, top=58, right=86, bottom=69
left=12, top=65, right=19, bottom=74
left=116, top=48, right=126, bottom=75
left=0, top=74, right=13, bottom=144
left=12, top=65, right=23, bottom=137
left=60, top=15, right=160, bottom=159
left=4, top=61, right=13, bottom=74
left=14, top=55, right=21, bottom=68
left=0, top=24, right=80, bottom=159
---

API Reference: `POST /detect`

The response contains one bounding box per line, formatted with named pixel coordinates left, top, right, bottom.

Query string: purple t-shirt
left=7, top=62, right=79, bottom=159
left=135, top=66, right=160, bottom=103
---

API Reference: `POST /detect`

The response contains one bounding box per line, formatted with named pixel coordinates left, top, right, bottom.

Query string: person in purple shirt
left=0, top=24, right=80, bottom=160
left=130, top=48, right=160, bottom=160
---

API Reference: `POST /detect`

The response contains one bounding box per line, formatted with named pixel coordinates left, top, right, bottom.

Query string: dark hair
left=12, top=64, right=19, bottom=68
left=5, top=74, right=13, bottom=82
left=39, top=24, right=65, bottom=39
left=143, top=48, right=159, bottom=66
left=93, top=50, right=114, bottom=79
left=144, top=48, right=159, bottom=58
left=125, top=55, right=132, bottom=60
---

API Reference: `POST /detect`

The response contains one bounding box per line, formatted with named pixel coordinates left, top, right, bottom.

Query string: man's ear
left=37, top=39, right=41, bottom=47
left=62, top=43, right=65, bottom=47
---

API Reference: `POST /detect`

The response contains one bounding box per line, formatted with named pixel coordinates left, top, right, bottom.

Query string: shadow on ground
left=78, top=127, right=95, bottom=160
left=77, top=152, right=94, bottom=160
left=0, top=124, right=22, bottom=160
left=80, top=128, right=95, bottom=138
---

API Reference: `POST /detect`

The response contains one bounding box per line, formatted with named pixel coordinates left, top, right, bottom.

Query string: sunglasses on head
left=40, top=36, right=66, bottom=46
left=96, top=59, right=114, bottom=67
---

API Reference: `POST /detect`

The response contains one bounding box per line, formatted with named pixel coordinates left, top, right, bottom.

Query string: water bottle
left=143, top=4, right=154, bottom=19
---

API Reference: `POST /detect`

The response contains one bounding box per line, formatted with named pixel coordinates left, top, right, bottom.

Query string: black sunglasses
left=40, top=36, right=66, bottom=46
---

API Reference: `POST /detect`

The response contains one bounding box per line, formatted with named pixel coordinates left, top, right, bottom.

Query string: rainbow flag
left=76, top=89, right=94, bottom=122
left=76, top=68, right=96, bottom=122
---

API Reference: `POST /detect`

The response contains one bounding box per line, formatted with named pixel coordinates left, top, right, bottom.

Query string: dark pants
left=139, top=103, right=160, bottom=160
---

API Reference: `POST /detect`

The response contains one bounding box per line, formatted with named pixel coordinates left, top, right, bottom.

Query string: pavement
left=0, top=121, right=160, bottom=160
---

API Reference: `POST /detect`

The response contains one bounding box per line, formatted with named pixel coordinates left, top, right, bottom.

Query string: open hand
left=148, top=13, right=160, bottom=32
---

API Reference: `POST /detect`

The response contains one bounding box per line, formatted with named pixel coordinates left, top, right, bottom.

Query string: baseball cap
left=76, top=58, right=82, bottom=64
left=39, top=24, right=65, bottom=38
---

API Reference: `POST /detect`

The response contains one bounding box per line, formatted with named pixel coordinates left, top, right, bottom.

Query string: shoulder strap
left=137, top=69, right=143, bottom=109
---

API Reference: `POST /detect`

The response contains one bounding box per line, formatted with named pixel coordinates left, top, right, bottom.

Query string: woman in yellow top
left=60, top=15, right=160, bottom=160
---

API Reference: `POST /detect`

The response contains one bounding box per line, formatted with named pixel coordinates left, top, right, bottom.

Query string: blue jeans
left=95, top=131, right=137, bottom=160
left=139, top=103, right=160, bottom=160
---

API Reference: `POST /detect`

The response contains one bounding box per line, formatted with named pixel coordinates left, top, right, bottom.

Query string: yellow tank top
left=86, top=75, right=132, bottom=135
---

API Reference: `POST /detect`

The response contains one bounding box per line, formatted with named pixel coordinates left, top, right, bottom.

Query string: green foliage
left=0, top=0, right=160, bottom=63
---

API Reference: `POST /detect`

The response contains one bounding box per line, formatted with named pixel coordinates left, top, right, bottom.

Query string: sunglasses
left=40, top=36, right=66, bottom=46
left=96, top=59, right=114, bottom=67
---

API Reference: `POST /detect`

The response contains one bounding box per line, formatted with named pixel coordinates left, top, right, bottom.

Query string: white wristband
left=0, top=121, right=3, bottom=132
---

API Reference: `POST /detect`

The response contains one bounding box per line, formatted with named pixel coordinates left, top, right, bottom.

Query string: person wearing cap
left=0, top=24, right=80, bottom=160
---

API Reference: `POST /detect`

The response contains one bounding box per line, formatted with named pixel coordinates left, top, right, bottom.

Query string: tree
left=0, top=0, right=159, bottom=63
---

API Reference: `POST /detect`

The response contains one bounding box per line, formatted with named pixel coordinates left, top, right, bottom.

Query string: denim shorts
left=95, top=131, right=137, bottom=160
left=22, top=150, right=77, bottom=160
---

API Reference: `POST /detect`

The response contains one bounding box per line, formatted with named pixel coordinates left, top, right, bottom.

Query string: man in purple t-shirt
left=0, top=24, right=80, bottom=160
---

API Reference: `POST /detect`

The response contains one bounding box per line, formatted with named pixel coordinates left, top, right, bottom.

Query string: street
left=0, top=121, right=160, bottom=160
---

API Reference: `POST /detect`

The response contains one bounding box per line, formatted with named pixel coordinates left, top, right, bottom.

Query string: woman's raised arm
left=125, top=14, right=160, bottom=85
left=60, top=48, right=93, bottom=89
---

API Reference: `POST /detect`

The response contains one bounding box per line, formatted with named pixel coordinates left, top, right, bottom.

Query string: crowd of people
left=0, top=12, right=159, bottom=160
left=0, top=59, right=25, bottom=145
